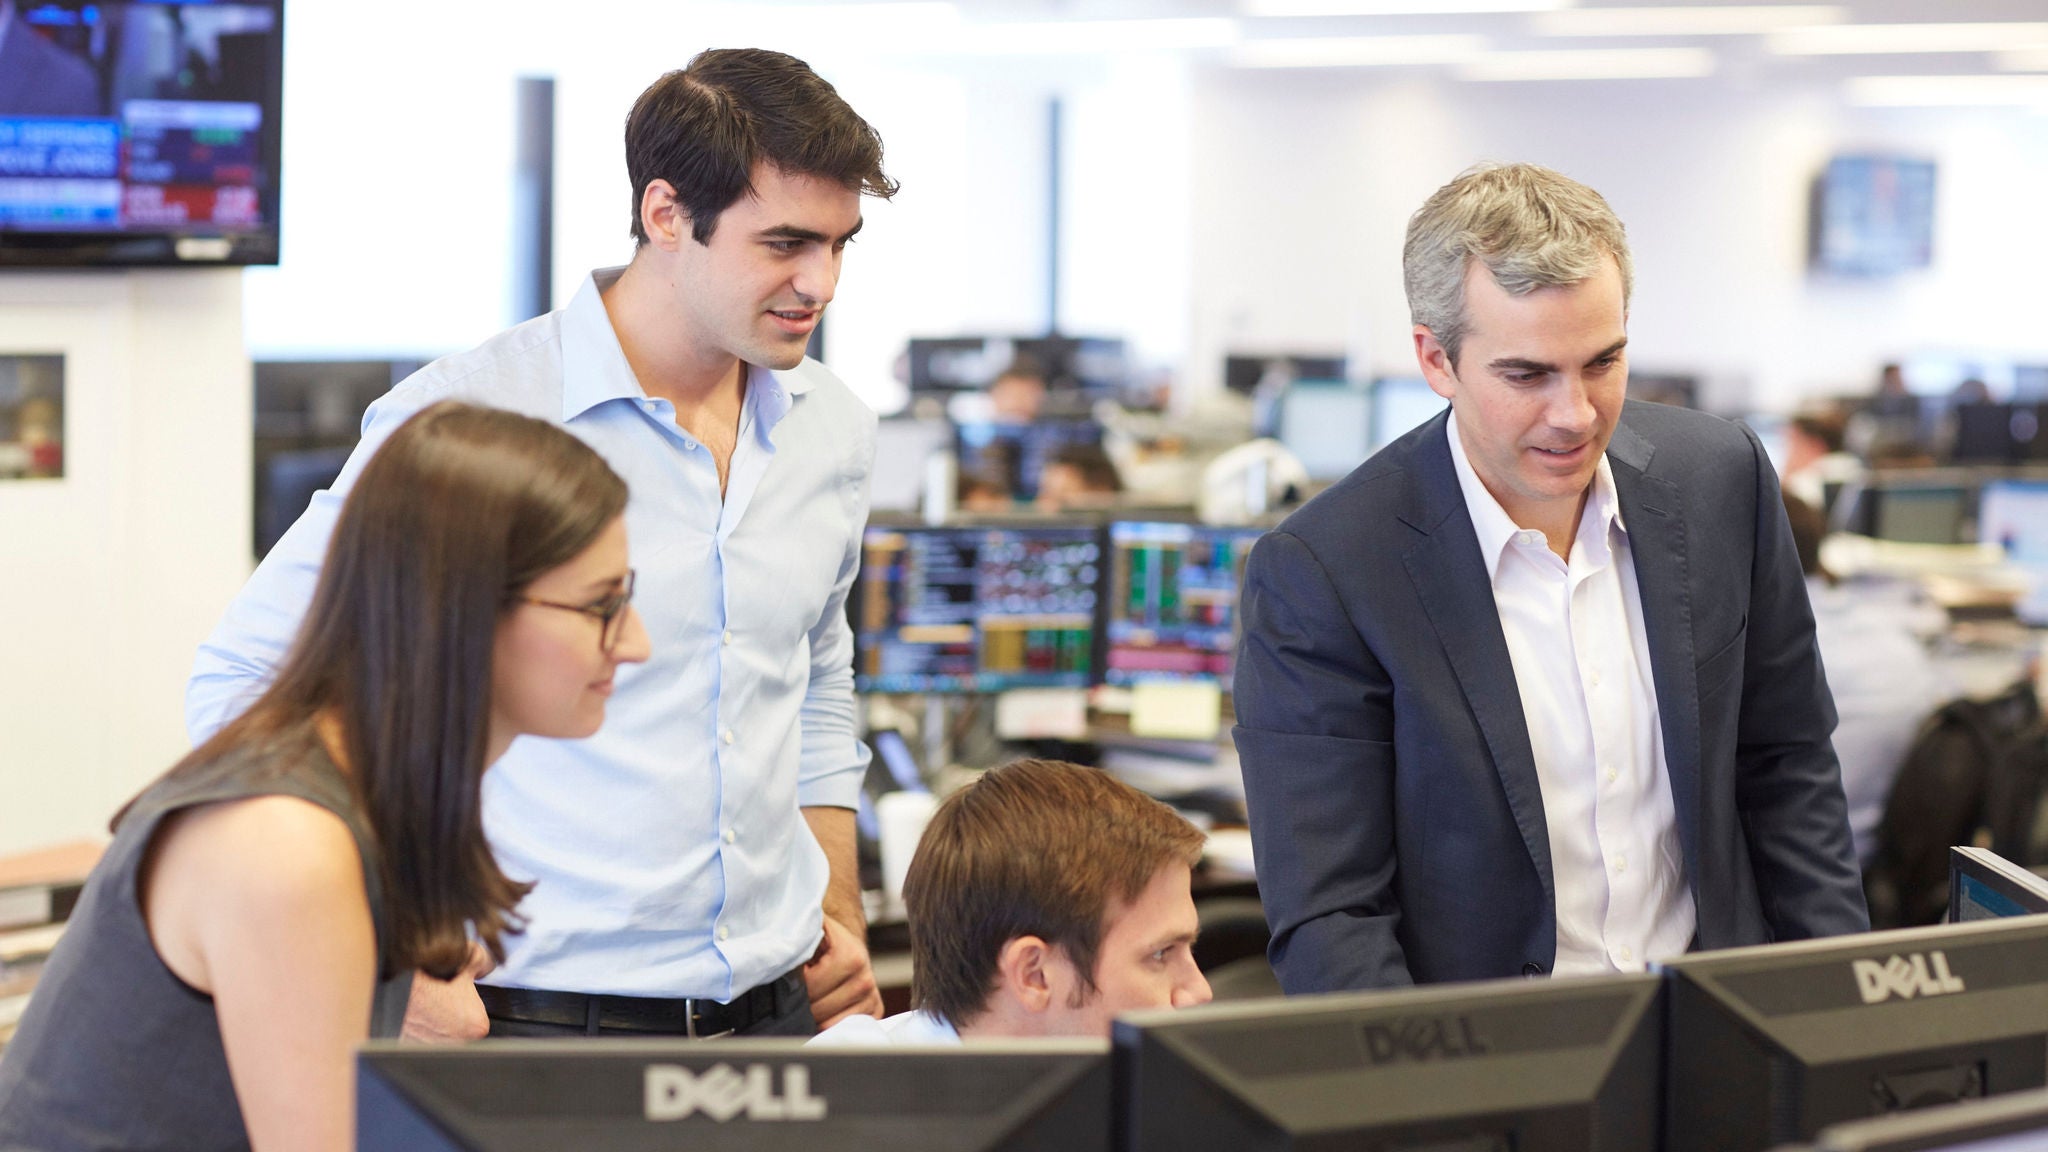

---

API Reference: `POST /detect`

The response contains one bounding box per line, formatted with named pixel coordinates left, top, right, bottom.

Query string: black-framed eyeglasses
left=516, top=569, right=636, bottom=653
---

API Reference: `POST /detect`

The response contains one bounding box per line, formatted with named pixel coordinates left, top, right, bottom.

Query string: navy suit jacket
left=1234, top=402, right=1869, bottom=992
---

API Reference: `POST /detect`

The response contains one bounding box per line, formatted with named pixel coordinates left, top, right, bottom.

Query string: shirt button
left=1605, top=765, right=1618, bottom=784
left=1619, top=946, right=1634, bottom=963
left=722, top=630, right=733, bottom=646
left=685, top=440, right=698, bottom=450
left=1614, top=855, right=1628, bottom=875
left=717, top=925, right=730, bottom=942
left=721, top=730, right=735, bottom=745
left=723, top=828, right=736, bottom=845
left=1590, top=671, right=1602, bottom=689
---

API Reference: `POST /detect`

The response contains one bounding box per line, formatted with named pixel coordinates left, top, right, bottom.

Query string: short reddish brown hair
left=903, top=759, right=1206, bottom=1029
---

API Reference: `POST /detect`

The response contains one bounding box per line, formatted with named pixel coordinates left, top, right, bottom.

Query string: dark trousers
left=483, top=969, right=815, bottom=1039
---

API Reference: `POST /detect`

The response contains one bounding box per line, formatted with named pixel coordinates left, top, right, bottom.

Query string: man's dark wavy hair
left=625, top=48, right=898, bottom=245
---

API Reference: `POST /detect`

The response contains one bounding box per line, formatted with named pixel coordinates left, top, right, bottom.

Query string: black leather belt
left=479, top=969, right=803, bottom=1037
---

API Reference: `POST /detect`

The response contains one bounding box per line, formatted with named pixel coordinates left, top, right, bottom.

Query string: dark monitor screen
left=0, top=0, right=284, bottom=266
left=1807, top=1087, right=2048, bottom=1152
left=852, top=523, right=1101, bottom=694
left=1222, top=354, right=1347, bottom=397
left=1835, top=477, right=1973, bottom=545
left=357, top=1038, right=1109, bottom=1152
left=1950, top=405, right=2032, bottom=466
left=1660, top=916, right=2048, bottom=1152
left=1951, top=847, right=2048, bottom=923
left=1103, top=521, right=1263, bottom=688
left=954, top=419, right=1105, bottom=503
left=1628, top=372, right=1701, bottom=410
left=908, top=336, right=1126, bottom=398
left=1114, top=972, right=1663, bottom=1151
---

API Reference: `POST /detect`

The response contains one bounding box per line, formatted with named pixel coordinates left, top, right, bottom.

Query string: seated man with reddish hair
left=813, top=759, right=1212, bottom=1044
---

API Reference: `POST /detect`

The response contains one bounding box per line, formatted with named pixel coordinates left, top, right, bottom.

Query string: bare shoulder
left=153, top=794, right=364, bottom=909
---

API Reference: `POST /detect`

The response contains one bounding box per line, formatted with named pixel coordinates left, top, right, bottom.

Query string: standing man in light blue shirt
left=187, top=48, right=898, bottom=1039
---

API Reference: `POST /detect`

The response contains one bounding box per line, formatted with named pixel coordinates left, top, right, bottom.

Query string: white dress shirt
left=188, top=268, right=876, bottom=999
left=1446, top=413, right=1696, bottom=975
left=807, top=1009, right=962, bottom=1047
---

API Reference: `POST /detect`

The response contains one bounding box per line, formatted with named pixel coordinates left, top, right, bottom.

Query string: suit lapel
left=1606, top=420, right=1704, bottom=887
left=1399, top=419, right=1555, bottom=908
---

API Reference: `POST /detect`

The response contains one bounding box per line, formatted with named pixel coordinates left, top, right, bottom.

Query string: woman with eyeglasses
left=0, top=402, right=649, bottom=1152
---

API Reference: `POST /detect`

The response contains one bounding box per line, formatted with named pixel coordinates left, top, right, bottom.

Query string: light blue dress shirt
left=187, top=267, right=876, bottom=999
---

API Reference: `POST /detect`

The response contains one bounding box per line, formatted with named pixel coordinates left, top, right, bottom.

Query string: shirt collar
left=560, top=265, right=816, bottom=436
left=1445, top=410, right=1627, bottom=579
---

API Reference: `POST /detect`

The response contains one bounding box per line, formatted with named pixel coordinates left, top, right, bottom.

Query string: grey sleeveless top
left=0, top=726, right=393, bottom=1152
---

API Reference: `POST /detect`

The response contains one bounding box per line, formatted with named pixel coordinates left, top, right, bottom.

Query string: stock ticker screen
left=854, top=525, right=1101, bottom=694
left=0, top=0, right=281, bottom=250
left=1103, top=521, right=1264, bottom=688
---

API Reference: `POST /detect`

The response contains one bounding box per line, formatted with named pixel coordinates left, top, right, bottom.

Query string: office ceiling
left=769, top=1, right=2048, bottom=99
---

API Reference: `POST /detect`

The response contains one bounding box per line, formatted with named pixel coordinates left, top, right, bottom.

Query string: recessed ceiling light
left=1234, top=34, right=1487, bottom=68
left=1771, top=23, right=2048, bottom=56
left=1532, top=6, right=1844, bottom=37
left=1845, top=74, right=2048, bottom=108
left=1459, top=47, right=1716, bottom=80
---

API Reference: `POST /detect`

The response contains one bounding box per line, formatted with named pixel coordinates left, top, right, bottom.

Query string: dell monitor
left=1950, top=847, right=2048, bottom=923
left=1114, top=972, right=1663, bottom=1151
left=852, top=523, right=1101, bottom=694
left=1103, top=520, right=1263, bottom=688
left=1661, top=916, right=2048, bottom=1152
left=358, top=1038, right=1108, bottom=1151
left=1802, top=1087, right=2048, bottom=1152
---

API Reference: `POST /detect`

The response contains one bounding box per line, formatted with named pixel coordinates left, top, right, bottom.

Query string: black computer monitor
left=1950, top=847, right=2048, bottom=922
left=954, top=419, right=1105, bottom=502
left=1661, top=916, right=2048, bottom=1152
left=1835, top=476, right=1974, bottom=545
left=1803, top=1086, right=2048, bottom=1151
left=1114, top=972, right=1662, bottom=1151
left=357, top=1038, right=1109, bottom=1151
left=1102, top=521, right=1264, bottom=688
left=1951, top=404, right=2024, bottom=465
left=1222, top=354, right=1347, bottom=397
left=852, top=523, right=1102, bottom=694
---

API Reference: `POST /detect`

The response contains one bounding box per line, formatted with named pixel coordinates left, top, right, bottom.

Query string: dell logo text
left=1362, top=1016, right=1491, bottom=1065
left=1852, top=952, right=1966, bottom=1005
left=644, top=1063, right=828, bottom=1122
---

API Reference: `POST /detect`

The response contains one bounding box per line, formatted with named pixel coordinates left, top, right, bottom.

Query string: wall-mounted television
left=0, top=0, right=283, bottom=266
left=1811, top=155, right=1935, bottom=277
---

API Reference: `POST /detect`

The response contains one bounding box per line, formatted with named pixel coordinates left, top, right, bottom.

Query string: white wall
left=1186, top=67, right=2048, bottom=412
left=0, top=271, right=250, bottom=857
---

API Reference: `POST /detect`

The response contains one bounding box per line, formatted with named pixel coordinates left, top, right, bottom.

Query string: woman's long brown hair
left=155, top=402, right=627, bottom=979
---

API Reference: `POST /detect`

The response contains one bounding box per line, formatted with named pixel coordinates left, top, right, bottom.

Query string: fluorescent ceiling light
left=1770, top=23, right=2048, bottom=56
left=1998, top=48, right=2048, bottom=71
left=1244, top=0, right=1568, bottom=17
left=1458, top=47, right=1715, bottom=80
left=1532, top=5, right=1844, bottom=37
left=1846, top=74, right=2048, bottom=108
left=883, top=17, right=1241, bottom=55
left=1234, top=34, right=1486, bottom=67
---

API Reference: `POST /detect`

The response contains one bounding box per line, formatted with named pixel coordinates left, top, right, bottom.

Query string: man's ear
left=993, top=936, right=1058, bottom=1015
left=1414, top=325, right=1458, bottom=402
left=640, top=179, right=692, bottom=251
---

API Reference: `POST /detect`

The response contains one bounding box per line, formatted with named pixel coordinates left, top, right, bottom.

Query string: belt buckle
left=684, top=999, right=734, bottom=1040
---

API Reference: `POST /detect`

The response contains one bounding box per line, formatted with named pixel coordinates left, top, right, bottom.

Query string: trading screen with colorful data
left=1103, top=521, right=1264, bottom=688
left=853, top=524, right=1101, bottom=693
left=0, top=0, right=282, bottom=264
